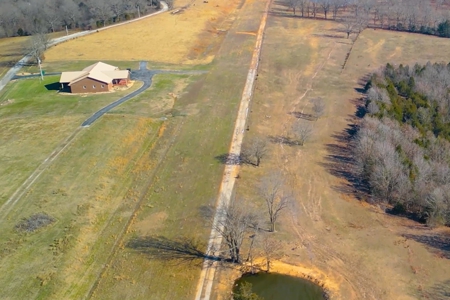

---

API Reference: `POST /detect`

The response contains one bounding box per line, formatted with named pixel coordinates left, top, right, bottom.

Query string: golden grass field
left=217, top=9, right=450, bottom=299
left=0, top=31, right=77, bottom=78
left=45, top=0, right=243, bottom=65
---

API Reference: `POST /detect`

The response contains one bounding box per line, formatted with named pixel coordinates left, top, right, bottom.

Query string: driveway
left=81, top=62, right=207, bottom=127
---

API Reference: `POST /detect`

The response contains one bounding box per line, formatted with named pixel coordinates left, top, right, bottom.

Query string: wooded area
left=281, top=0, right=450, bottom=38
left=353, top=62, right=450, bottom=226
left=0, top=0, right=160, bottom=38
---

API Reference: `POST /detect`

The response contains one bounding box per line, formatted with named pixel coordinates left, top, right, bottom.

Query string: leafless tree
left=318, top=0, right=332, bottom=19
left=285, top=0, right=299, bottom=15
left=340, top=17, right=357, bottom=38
left=213, top=199, right=257, bottom=263
left=259, top=234, right=281, bottom=272
left=242, top=136, right=268, bottom=167
left=292, top=120, right=313, bottom=146
left=88, top=0, right=113, bottom=27
left=28, top=32, right=50, bottom=63
left=60, top=0, right=82, bottom=28
left=311, top=97, right=326, bottom=118
left=259, top=172, right=292, bottom=232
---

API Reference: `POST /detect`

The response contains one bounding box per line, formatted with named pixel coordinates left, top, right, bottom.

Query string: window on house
left=83, top=85, right=86, bottom=89
left=93, top=85, right=96, bottom=89
left=101, top=84, right=105, bottom=88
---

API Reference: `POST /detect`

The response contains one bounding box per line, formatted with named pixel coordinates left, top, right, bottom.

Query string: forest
left=0, top=0, right=159, bottom=37
left=282, top=0, right=450, bottom=38
left=352, top=62, right=450, bottom=226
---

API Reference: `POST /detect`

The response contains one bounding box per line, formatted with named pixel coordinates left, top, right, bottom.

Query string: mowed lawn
left=229, top=10, right=450, bottom=300
left=45, top=0, right=244, bottom=65
left=0, top=76, right=143, bottom=206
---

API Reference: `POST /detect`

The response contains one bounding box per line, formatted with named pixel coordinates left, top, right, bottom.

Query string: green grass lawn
left=0, top=76, right=144, bottom=206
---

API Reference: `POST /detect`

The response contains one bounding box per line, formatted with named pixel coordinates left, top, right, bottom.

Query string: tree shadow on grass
left=267, top=135, right=298, bottom=146
left=288, top=111, right=317, bottom=121
left=402, top=232, right=450, bottom=259
left=215, top=153, right=242, bottom=165
left=319, top=93, right=371, bottom=201
left=127, top=235, right=219, bottom=266
left=423, top=280, right=450, bottom=299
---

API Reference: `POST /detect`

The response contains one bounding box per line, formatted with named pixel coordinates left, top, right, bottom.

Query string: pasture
left=226, top=8, right=450, bottom=300
left=44, top=0, right=244, bottom=65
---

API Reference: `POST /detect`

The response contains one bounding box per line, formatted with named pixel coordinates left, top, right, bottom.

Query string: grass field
left=88, top=0, right=268, bottom=298
left=0, top=0, right=267, bottom=293
left=0, top=31, right=79, bottom=78
left=217, top=8, right=450, bottom=300
left=45, top=0, right=244, bottom=65
left=0, top=68, right=206, bottom=298
left=0, top=76, right=143, bottom=206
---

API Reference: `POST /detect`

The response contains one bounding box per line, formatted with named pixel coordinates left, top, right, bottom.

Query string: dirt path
left=193, top=0, right=271, bottom=299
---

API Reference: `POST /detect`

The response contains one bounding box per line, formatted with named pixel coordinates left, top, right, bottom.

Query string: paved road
left=0, top=1, right=168, bottom=93
left=81, top=62, right=207, bottom=126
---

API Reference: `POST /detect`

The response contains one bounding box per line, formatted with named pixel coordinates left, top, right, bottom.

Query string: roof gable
left=60, top=62, right=127, bottom=86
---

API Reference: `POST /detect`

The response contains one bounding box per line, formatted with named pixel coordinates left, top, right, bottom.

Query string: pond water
left=234, top=272, right=326, bottom=300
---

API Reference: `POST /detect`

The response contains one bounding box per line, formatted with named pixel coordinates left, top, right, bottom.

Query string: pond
left=234, top=272, right=326, bottom=300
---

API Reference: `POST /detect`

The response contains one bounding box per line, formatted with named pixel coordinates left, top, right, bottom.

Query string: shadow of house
left=45, top=82, right=63, bottom=91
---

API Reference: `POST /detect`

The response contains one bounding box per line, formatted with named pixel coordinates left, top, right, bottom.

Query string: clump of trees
left=213, top=173, right=292, bottom=267
left=0, top=0, right=158, bottom=38
left=353, top=62, right=450, bottom=226
left=280, top=0, right=450, bottom=39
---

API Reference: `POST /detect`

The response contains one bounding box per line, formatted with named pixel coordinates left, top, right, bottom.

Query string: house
left=59, top=62, right=130, bottom=93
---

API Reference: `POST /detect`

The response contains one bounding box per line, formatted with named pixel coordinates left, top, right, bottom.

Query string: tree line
left=0, top=0, right=160, bottom=38
left=281, top=0, right=450, bottom=38
left=352, top=62, right=450, bottom=226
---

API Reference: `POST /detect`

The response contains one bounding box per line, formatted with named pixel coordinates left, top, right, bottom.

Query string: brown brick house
left=59, top=62, right=130, bottom=93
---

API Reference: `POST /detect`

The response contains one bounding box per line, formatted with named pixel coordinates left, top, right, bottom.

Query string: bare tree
left=213, top=199, right=256, bottom=263
left=259, top=173, right=292, bottom=232
left=242, top=136, right=268, bottom=167
left=88, top=0, right=113, bottom=27
left=311, top=97, right=326, bottom=118
left=28, top=32, right=50, bottom=64
left=285, top=0, right=299, bottom=15
left=292, top=120, right=313, bottom=146
left=319, top=0, right=332, bottom=19
left=259, top=234, right=281, bottom=272
left=60, top=0, right=82, bottom=28
left=340, top=17, right=357, bottom=38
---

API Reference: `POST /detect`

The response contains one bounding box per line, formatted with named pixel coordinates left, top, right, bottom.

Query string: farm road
left=0, top=1, right=168, bottom=93
left=81, top=62, right=207, bottom=126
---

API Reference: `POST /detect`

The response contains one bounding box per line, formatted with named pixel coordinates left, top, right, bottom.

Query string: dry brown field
left=0, top=31, right=71, bottom=78
left=45, top=0, right=244, bottom=65
left=213, top=7, right=450, bottom=300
